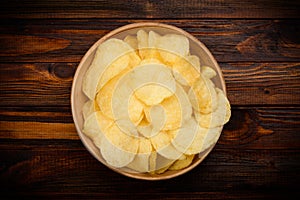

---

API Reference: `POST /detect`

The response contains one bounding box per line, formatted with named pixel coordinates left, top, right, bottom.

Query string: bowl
left=71, top=22, right=227, bottom=180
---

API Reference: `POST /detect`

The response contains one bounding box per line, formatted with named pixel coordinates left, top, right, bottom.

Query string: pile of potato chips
left=82, top=30, right=231, bottom=174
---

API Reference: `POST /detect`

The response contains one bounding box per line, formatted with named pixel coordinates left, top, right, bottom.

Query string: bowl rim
left=71, top=22, right=225, bottom=180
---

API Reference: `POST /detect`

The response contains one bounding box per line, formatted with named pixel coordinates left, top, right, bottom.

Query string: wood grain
left=1, top=148, right=299, bottom=197
left=0, top=19, right=299, bottom=62
left=1, top=0, right=299, bottom=19
left=1, top=62, right=299, bottom=107
left=1, top=108, right=299, bottom=150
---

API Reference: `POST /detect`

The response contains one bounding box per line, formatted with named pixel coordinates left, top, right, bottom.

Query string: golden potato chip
left=148, top=31, right=190, bottom=64
left=139, top=58, right=163, bottom=65
left=128, top=94, right=144, bottom=124
left=188, top=76, right=218, bottom=114
left=159, top=94, right=181, bottom=130
left=82, top=111, right=113, bottom=140
left=149, top=151, right=157, bottom=172
left=135, top=84, right=173, bottom=106
left=124, top=35, right=138, bottom=49
left=168, top=154, right=195, bottom=171
left=195, top=88, right=231, bottom=128
left=150, top=131, right=183, bottom=160
left=130, top=63, right=176, bottom=106
left=136, top=29, right=149, bottom=59
left=201, top=66, right=217, bottom=79
left=82, top=100, right=93, bottom=120
left=100, top=123, right=139, bottom=168
left=83, top=38, right=138, bottom=100
left=173, top=83, right=193, bottom=124
left=126, top=138, right=152, bottom=172
left=172, top=55, right=200, bottom=86
left=96, top=74, right=120, bottom=120
left=154, top=161, right=174, bottom=174
left=110, top=77, right=146, bottom=133
left=171, top=118, right=216, bottom=155
left=200, top=126, right=223, bottom=152
left=153, top=153, right=175, bottom=172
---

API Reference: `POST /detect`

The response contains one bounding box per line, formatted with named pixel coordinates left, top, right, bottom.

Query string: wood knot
left=53, top=64, right=75, bottom=79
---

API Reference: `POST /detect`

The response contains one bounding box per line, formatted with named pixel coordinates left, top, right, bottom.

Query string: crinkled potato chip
left=142, top=84, right=192, bottom=132
left=100, top=124, right=139, bottom=168
left=82, top=111, right=113, bottom=140
left=148, top=31, right=189, bottom=64
left=168, top=154, right=195, bottom=171
left=200, top=126, right=223, bottom=152
left=150, top=131, right=183, bottom=160
left=127, top=138, right=152, bottom=172
left=96, top=74, right=120, bottom=120
left=130, top=63, right=176, bottom=105
left=124, top=35, right=138, bottom=50
left=83, top=38, right=139, bottom=100
left=195, top=88, right=231, bottom=128
left=188, top=76, right=218, bottom=114
left=201, top=66, right=217, bottom=79
left=171, top=118, right=221, bottom=155
left=82, top=100, right=94, bottom=120
left=172, top=55, right=200, bottom=86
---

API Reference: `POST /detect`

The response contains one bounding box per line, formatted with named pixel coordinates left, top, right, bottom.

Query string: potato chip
left=100, top=123, right=139, bottom=168
left=147, top=105, right=166, bottom=132
left=83, top=38, right=139, bottom=99
left=154, top=161, right=174, bottom=174
left=173, top=83, right=193, bottom=124
left=130, top=63, right=176, bottom=105
left=160, top=83, right=192, bottom=130
left=96, top=74, right=120, bottom=120
left=139, top=58, right=163, bottom=65
left=82, top=100, right=100, bottom=121
left=110, top=77, right=146, bottom=132
left=148, top=31, right=189, bottom=65
left=135, top=84, right=173, bottom=106
left=200, top=126, right=223, bottom=152
left=150, top=131, right=183, bottom=160
left=126, top=138, right=152, bottom=172
left=128, top=94, right=144, bottom=124
left=82, top=100, right=93, bottom=120
left=172, top=55, right=200, bottom=86
left=188, top=76, right=218, bottom=114
left=153, top=153, right=176, bottom=172
left=124, top=35, right=138, bottom=49
left=201, top=66, right=217, bottom=79
left=168, top=154, right=195, bottom=171
left=137, top=30, right=149, bottom=59
left=149, top=151, right=157, bottom=172
left=195, top=88, right=231, bottom=128
left=82, top=111, right=113, bottom=140
left=171, top=118, right=216, bottom=155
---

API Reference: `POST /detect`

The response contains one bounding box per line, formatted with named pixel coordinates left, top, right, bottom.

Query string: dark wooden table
left=1, top=0, right=300, bottom=199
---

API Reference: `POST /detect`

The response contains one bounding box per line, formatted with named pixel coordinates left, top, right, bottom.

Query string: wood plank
left=0, top=19, right=299, bottom=62
left=0, top=148, right=299, bottom=197
left=1, top=108, right=299, bottom=150
left=0, top=63, right=75, bottom=107
left=3, top=191, right=296, bottom=200
left=223, top=62, right=300, bottom=106
left=0, top=121, right=78, bottom=140
left=0, top=62, right=299, bottom=107
left=1, top=0, right=299, bottom=19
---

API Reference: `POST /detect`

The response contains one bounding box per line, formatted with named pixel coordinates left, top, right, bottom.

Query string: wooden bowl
left=71, top=22, right=226, bottom=180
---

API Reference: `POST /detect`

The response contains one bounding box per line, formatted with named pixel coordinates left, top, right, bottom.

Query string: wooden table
left=1, top=0, right=299, bottom=199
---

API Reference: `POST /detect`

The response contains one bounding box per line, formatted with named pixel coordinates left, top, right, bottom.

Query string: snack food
left=81, top=29, right=231, bottom=174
